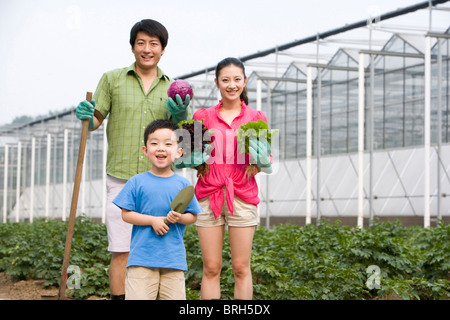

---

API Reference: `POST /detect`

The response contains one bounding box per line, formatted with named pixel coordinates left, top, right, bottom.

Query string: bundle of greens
left=178, top=119, right=212, bottom=179
left=236, top=119, right=277, bottom=177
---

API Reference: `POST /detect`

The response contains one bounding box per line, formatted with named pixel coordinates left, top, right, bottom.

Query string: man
left=75, top=19, right=190, bottom=300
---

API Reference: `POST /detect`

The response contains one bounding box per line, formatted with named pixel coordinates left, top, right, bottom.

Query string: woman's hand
left=249, top=137, right=272, bottom=173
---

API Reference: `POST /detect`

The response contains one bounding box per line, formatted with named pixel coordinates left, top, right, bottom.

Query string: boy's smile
left=155, top=153, right=167, bottom=160
left=142, top=128, right=182, bottom=176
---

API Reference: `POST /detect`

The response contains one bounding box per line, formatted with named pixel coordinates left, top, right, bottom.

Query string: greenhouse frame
left=1, top=0, right=449, bottom=228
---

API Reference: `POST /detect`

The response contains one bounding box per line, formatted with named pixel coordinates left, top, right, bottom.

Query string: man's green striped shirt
left=93, top=63, right=180, bottom=180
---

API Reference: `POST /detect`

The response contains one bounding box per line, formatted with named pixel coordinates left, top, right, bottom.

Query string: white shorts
left=106, top=175, right=133, bottom=252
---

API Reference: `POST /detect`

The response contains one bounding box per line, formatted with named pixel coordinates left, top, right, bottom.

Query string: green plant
left=0, top=216, right=111, bottom=298
left=1, top=218, right=448, bottom=300
left=236, top=120, right=278, bottom=176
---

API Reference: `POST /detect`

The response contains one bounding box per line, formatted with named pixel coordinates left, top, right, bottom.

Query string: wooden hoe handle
left=58, top=92, right=92, bottom=299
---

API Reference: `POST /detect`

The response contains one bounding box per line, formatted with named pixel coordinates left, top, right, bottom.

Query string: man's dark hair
left=144, top=119, right=179, bottom=146
left=130, top=19, right=169, bottom=49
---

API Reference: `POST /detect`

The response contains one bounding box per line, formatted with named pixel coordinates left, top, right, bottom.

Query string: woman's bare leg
left=197, top=225, right=225, bottom=299
left=228, top=226, right=255, bottom=300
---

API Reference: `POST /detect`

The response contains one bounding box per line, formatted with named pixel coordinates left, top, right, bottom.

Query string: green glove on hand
left=168, top=94, right=190, bottom=124
left=75, top=99, right=96, bottom=129
left=248, top=137, right=272, bottom=173
left=175, top=150, right=209, bottom=169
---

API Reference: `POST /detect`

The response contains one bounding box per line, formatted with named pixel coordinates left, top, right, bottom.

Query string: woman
left=191, top=57, right=272, bottom=299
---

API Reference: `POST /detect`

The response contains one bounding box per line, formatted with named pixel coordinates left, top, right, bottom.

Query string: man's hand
left=168, top=94, right=190, bottom=123
left=75, top=99, right=96, bottom=129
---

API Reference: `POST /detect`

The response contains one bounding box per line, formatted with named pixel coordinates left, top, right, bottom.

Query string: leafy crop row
left=0, top=216, right=110, bottom=298
left=0, top=217, right=448, bottom=299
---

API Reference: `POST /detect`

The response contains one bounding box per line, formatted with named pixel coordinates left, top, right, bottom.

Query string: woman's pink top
left=192, top=100, right=269, bottom=219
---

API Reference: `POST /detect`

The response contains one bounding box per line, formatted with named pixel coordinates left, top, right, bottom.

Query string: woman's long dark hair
left=215, top=57, right=248, bottom=105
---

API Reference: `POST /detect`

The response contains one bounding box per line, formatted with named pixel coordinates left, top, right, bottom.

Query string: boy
left=74, top=19, right=191, bottom=300
left=113, top=120, right=201, bottom=300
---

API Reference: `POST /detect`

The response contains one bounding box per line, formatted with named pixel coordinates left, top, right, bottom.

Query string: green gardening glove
left=175, top=149, right=209, bottom=169
left=168, top=94, right=190, bottom=124
left=248, top=137, right=272, bottom=173
left=75, top=99, right=96, bottom=129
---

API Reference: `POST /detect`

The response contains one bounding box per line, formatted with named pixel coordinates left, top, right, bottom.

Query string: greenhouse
left=1, top=0, right=449, bottom=228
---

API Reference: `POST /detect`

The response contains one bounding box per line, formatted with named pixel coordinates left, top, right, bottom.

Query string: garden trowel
left=164, top=185, right=195, bottom=225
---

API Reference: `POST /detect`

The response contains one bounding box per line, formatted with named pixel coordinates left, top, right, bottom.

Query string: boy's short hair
left=130, top=19, right=169, bottom=49
left=144, top=119, right=179, bottom=146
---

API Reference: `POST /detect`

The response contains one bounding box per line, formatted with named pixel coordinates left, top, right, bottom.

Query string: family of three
left=75, top=19, right=273, bottom=300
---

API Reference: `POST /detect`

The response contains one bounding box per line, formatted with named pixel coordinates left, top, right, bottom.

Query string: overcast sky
left=0, top=0, right=447, bottom=125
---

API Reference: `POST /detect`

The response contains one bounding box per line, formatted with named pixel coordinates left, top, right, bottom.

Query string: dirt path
left=0, top=272, right=106, bottom=300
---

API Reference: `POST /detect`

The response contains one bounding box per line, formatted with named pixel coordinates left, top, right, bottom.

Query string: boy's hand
left=166, top=210, right=182, bottom=224
left=151, top=216, right=170, bottom=235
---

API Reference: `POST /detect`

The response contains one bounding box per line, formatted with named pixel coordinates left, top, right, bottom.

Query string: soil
left=0, top=272, right=106, bottom=300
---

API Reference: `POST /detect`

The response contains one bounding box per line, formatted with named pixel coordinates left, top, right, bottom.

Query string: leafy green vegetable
left=236, top=119, right=277, bottom=155
left=177, top=119, right=213, bottom=179
left=177, top=119, right=211, bottom=153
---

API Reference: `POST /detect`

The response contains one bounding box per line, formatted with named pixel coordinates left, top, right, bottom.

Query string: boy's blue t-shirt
left=113, top=171, right=202, bottom=271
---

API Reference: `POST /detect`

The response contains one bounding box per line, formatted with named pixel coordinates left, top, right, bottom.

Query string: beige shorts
left=125, top=266, right=186, bottom=300
left=106, top=175, right=133, bottom=252
left=196, top=190, right=258, bottom=227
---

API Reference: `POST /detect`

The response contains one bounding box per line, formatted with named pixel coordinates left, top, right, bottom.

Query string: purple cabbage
left=167, top=79, right=193, bottom=102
